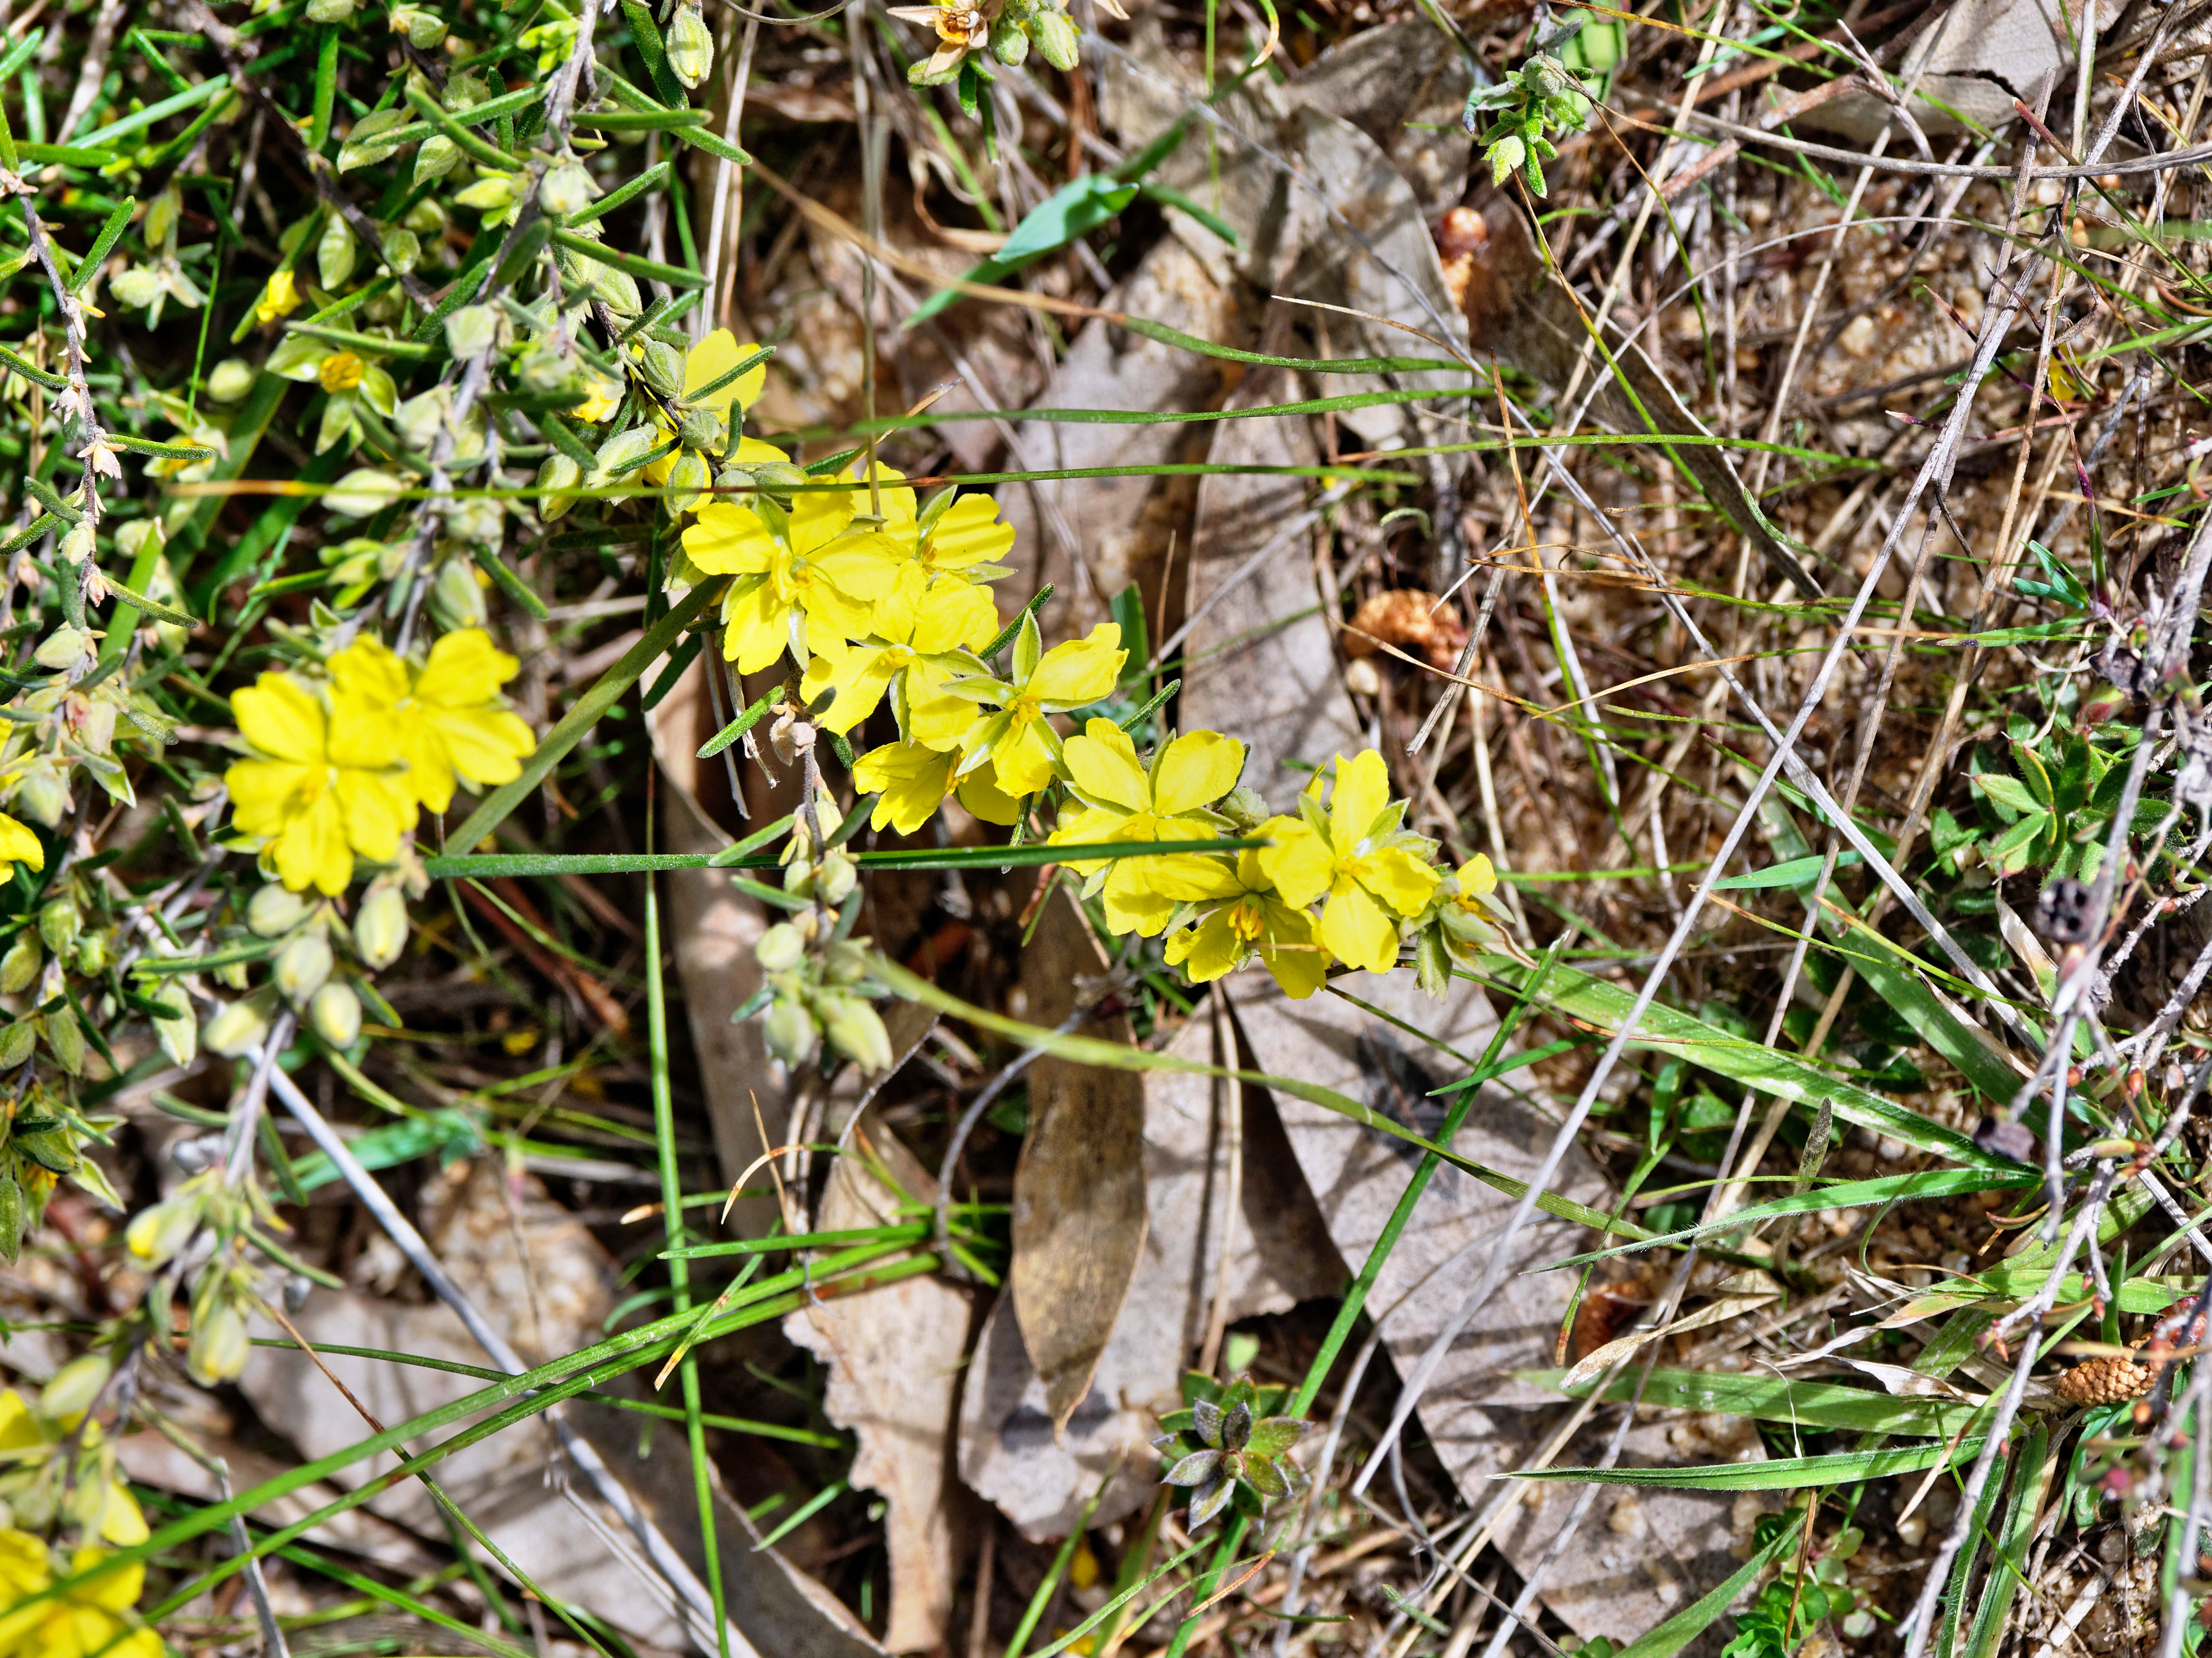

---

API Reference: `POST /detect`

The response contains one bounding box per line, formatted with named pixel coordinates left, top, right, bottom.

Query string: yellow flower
left=0, top=1546, right=160, bottom=1658
left=945, top=617, right=1126, bottom=797
left=0, top=1395, right=39, bottom=1461
left=0, top=1530, right=48, bottom=1609
left=252, top=267, right=299, bottom=328
left=642, top=328, right=770, bottom=486
left=316, top=351, right=365, bottom=393
left=567, top=368, right=624, bottom=424
left=913, top=490, right=1014, bottom=578
left=798, top=564, right=997, bottom=742
left=851, top=740, right=1019, bottom=835
left=1256, top=750, right=1440, bottom=975
left=1163, top=850, right=1330, bottom=999
left=0, top=812, right=42, bottom=880
left=327, top=631, right=537, bottom=816
left=1049, top=719, right=1243, bottom=936
left=225, top=670, right=415, bottom=896
left=682, top=482, right=906, bottom=675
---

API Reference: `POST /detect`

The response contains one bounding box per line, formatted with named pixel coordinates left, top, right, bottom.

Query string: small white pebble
left=1838, top=315, right=1878, bottom=358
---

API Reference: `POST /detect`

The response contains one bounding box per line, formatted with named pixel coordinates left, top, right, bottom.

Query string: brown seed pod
left=2056, top=1353, right=2154, bottom=1407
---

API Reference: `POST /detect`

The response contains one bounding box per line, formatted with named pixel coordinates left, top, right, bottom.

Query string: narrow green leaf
left=1517, top=1438, right=1990, bottom=1490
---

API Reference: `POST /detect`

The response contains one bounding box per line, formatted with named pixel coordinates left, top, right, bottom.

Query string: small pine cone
left=2056, top=1354, right=2154, bottom=1406
left=1343, top=591, right=1469, bottom=672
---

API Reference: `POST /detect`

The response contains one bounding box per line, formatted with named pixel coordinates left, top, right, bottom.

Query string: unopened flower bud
left=444, top=304, right=499, bottom=360
left=110, top=268, right=161, bottom=309
left=822, top=993, right=893, bottom=1073
left=248, top=884, right=311, bottom=937
left=432, top=558, right=487, bottom=629
left=145, top=186, right=183, bottom=251
left=0, top=1022, right=33, bottom=1071
left=763, top=996, right=817, bottom=1068
left=43, top=1009, right=83, bottom=1076
left=188, top=1299, right=250, bottom=1386
left=0, top=934, right=38, bottom=996
left=39, top=1355, right=111, bottom=1426
left=824, top=938, right=870, bottom=984
left=126, top=1197, right=199, bottom=1267
left=73, top=934, right=106, bottom=976
left=391, top=5, right=447, bottom=46
left=310, top=981, right=363, bottom=1048
left=667, top=449, right=710, bottom=514
left=668, top=5, right=714, bottom=87
left=412, top=134, right=461, bottom=188
left=749, top=461, right=805, bottom=508
left=38, top=898, right=77, bottom=956
left=815, top=850, right=856, bottom=906
left=638, top=340, right=685, bottom=400
left=34, top=626, right=92, bottom=670
left=11, top=767, right=66, bottom=830
left=318, top=216, right=356, bottom=292
left=355, top=884, right=409, bottom=969
left=304, top=0, right=355, bottom=22
left=539, top=162, right=599, bottom=217
left=327, top=468, right=404, bottom=518
left=537, top=454, right=580, bottom=523
left=207, top=359, right=257, bottom=403
left=151, top=980, right=197, bottom=1068
left=991, top=14, right=1031, bottom=63
left=755, top=922, right=807, bottom=973
left=380, top=226, right=421, bottom=276
left=275, top=931, right=334, bottom=1004
left=203, top=995, right=273, bottom=1058
left=1028, top=6, right=1079, bottom=69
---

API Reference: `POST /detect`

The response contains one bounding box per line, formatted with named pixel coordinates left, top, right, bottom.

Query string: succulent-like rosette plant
left=1153, top=1375, right=1311, bottom=1528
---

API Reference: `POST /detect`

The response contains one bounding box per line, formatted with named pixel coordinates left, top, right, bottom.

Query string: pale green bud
left=38, top=897, right=77, bottom=956
left=318, top=215, right=357, bottom=292
left=676, top=406, right=723, bottom=452
left=822, top=993, right=893, bottom=1073
left=327, top=468, right=405, bottom=518
left=516, top=344, right=578, bottom=396
left=39, top=1355, right=112, bottom=1426
left=145, top=186, right=183, bottom=251
left=750, top=461, right=805, bottom=509
left=151, top=980, right=196, bottom=1068
left=443, top=69, right=490, bottom=111
left=12, top=766, right=67, bottom=829
left=203, top=996, right=273, bottom=1059
left=591, top=424, right=659, bottom=481
left=816, top=850, right=857, bottom=906
left=0, top=933, right=39, bottom=996
left=391, top=5, right=447, bottom=46
left=0, top=1022, right=34, bottom=1071
left=73, top=934, right=107, bottom=976
left=444, top=305, right=499, bottom=360
left=309, top=980, right=362, bottom=1048
left=432, top=558, right=486, bottom=629
left=275, top=930, right=334, bottom=1004
left=991, top=14, right=1030, bottom=64
left=188, top=1299, right=250, bottom=1386
left=354, top=884, right=409, bottom=969
left=412, top=134, right=460, bottom=188
left=536, top=453, right=580, bottom=523
left=755, top=923, right=807, bottom=973
left=638, top=340, right=685, bottom=400
left=110, top=268, right=162, bottom=309
left=43, top=1008, right=83, bottom=1076
left=337, top=107, right=409, bottom=173
left=667, top=449, right=710, bottom=514
left=454, top=172, right=520, bottom=215
left=126, top=1197, right=199, bottom=1267
left=1028, top=7, right=1079, bottom=70
left=248, top=884, right=311, bottom=937
left=305, top=0, right=355, bottom=22
left=207, top=359, right=258, bottom=403
left=539, top=162, right=600, bottom=218
left=763, top=996, right=818, bottom=1068
left=668, top=5, right=714, bottom=87
left=824, top=937, right=870, bottom=984
left=34, top=625, right=93, bottom=670
left=380, top=226, right=421, bottom=276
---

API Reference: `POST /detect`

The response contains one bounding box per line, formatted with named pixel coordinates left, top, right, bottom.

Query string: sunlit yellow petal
left=922, top=492, right=1014, bottom=570
left=1026, top=624, right=1125, bottom=707
left=1061, top=718, right=1148, bottom=812
left=1328, top=749, right=1390, bottom=850
left=1152, top=730, right=1244, bottom=817
left=233, top=672, right=326, bottom=765
left=0, top=814, right=43, bottom=873
left=415, top=628, right=520, bottom=708
left=854, top=741, right=957, bottom=835
left=273, top=790, right=351, bottom=896
left=1256, top=817, right=1332, bottom=909
left=1318, top=878, right=1399, bottom=974
left=683, top=502, right=778, bottom=575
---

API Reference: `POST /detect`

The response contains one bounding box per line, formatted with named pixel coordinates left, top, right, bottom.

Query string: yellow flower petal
left=0, top=813, right=44, bottom=873
left=1356, top=845, right=1442, bottom=917
left=1061, top=719, right=1148, bottom=813
left=922, top=493, right=1014, bottom=571
left=232, top=672, right=326, bottom=765
left=415, top=628, right=520, bottom=708
left=1328, top=749, right=1391, bottom=849
left=1026, top=624, right=1125, bottom=707
left=684, top=328, right=768, bottom=417
left=1256, top=816, right=1332, bottom=909
left=1152, top=730, right=1244, bottom=817
left=1318, top=877, right=1399, bottom=974
left=853, top=741, right=957, bottom=835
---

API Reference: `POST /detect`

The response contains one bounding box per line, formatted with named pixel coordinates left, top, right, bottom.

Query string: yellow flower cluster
left=226, top=629, right=537, bottom=894
left=0, top=1383, right=159, bottom=1658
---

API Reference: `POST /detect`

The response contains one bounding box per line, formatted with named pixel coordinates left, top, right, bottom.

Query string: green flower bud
left=668, top=5, right=714, bottom=88
left=151, top=980, right=197, bottom=1068
left=110, top=268, right=162, bottom=309
left=763, top=996, right=818, bottom=1068
left=454, top=172, right=520, bottom=216
left=391, top=5, right=447, bottom=46
left=638, top=340, right=686, bottom=400
left=39, top=1355, right=112, bottom=1426
left=248, top=884, right=311, bottom=938
left=749, top=461, right=805, bottom=509
left=11, top=765, right=67, bottom=829
left=536, top=454, right=581, bottom=523
left=816, top=850, right=857, bottom=906
left=203, top=995, right=273, bottom=1059
left=676, top=405, right=723, bottom=453
left=0, top=1175, right=21, bottom=1265
left=667, top=449, right=710, bottom=514
left=34, top=626, right=93, bottom=670
left=305, top=0, right=354, bottom=21
left=207, top=359, right=258, bottom=403
left=38, top=897, right=78, bottom=956
left=380, top=226, right=421, bottom=277
left=275, top=930, right=334, bottom=1005
left=145, top=186, right=183, bottom=251
left=0, top=1022, right=34, bottom=1072
left=516, top=344, right=578, bottom=396
left=991, top=14, right=1030, bottom=64
left=0, top=934, right=39, bottom=997
left=432, top=558, right=487, bottom=629
left=73, top=934, right=107, bottom=976
left=327, top=468, right=405, bottom=518
left=444, top=304, right=499, bottom=360
left=337, top=107, right=409, bottom=173
left=126, top=1197, right=199, bottom=1267
left=821, top=993, right=893, bottom=1073
left=824, top=938, right=870, bottom=984
left=1028, top=7, right=1079, bottom=70
left=43, top=1008, right=83, bottom=1077
left=539, top=162, right=600, bottom=218
left=318, top=215, right=356, bottom=292
left=755, top=922, right=807, bottom=973
left=188, top=1299, right=251, bottom=1387
left=1215, top=785, right=1267, bottom=832
left=355, top=884, right=410, bottom=969
left=412, top=134, right=461, bottom=188
left=782, top=858, right=813, bottom=899
left=309, top=981, right=363, bottom=1048
left=443, top=69, right=490, bottom=110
